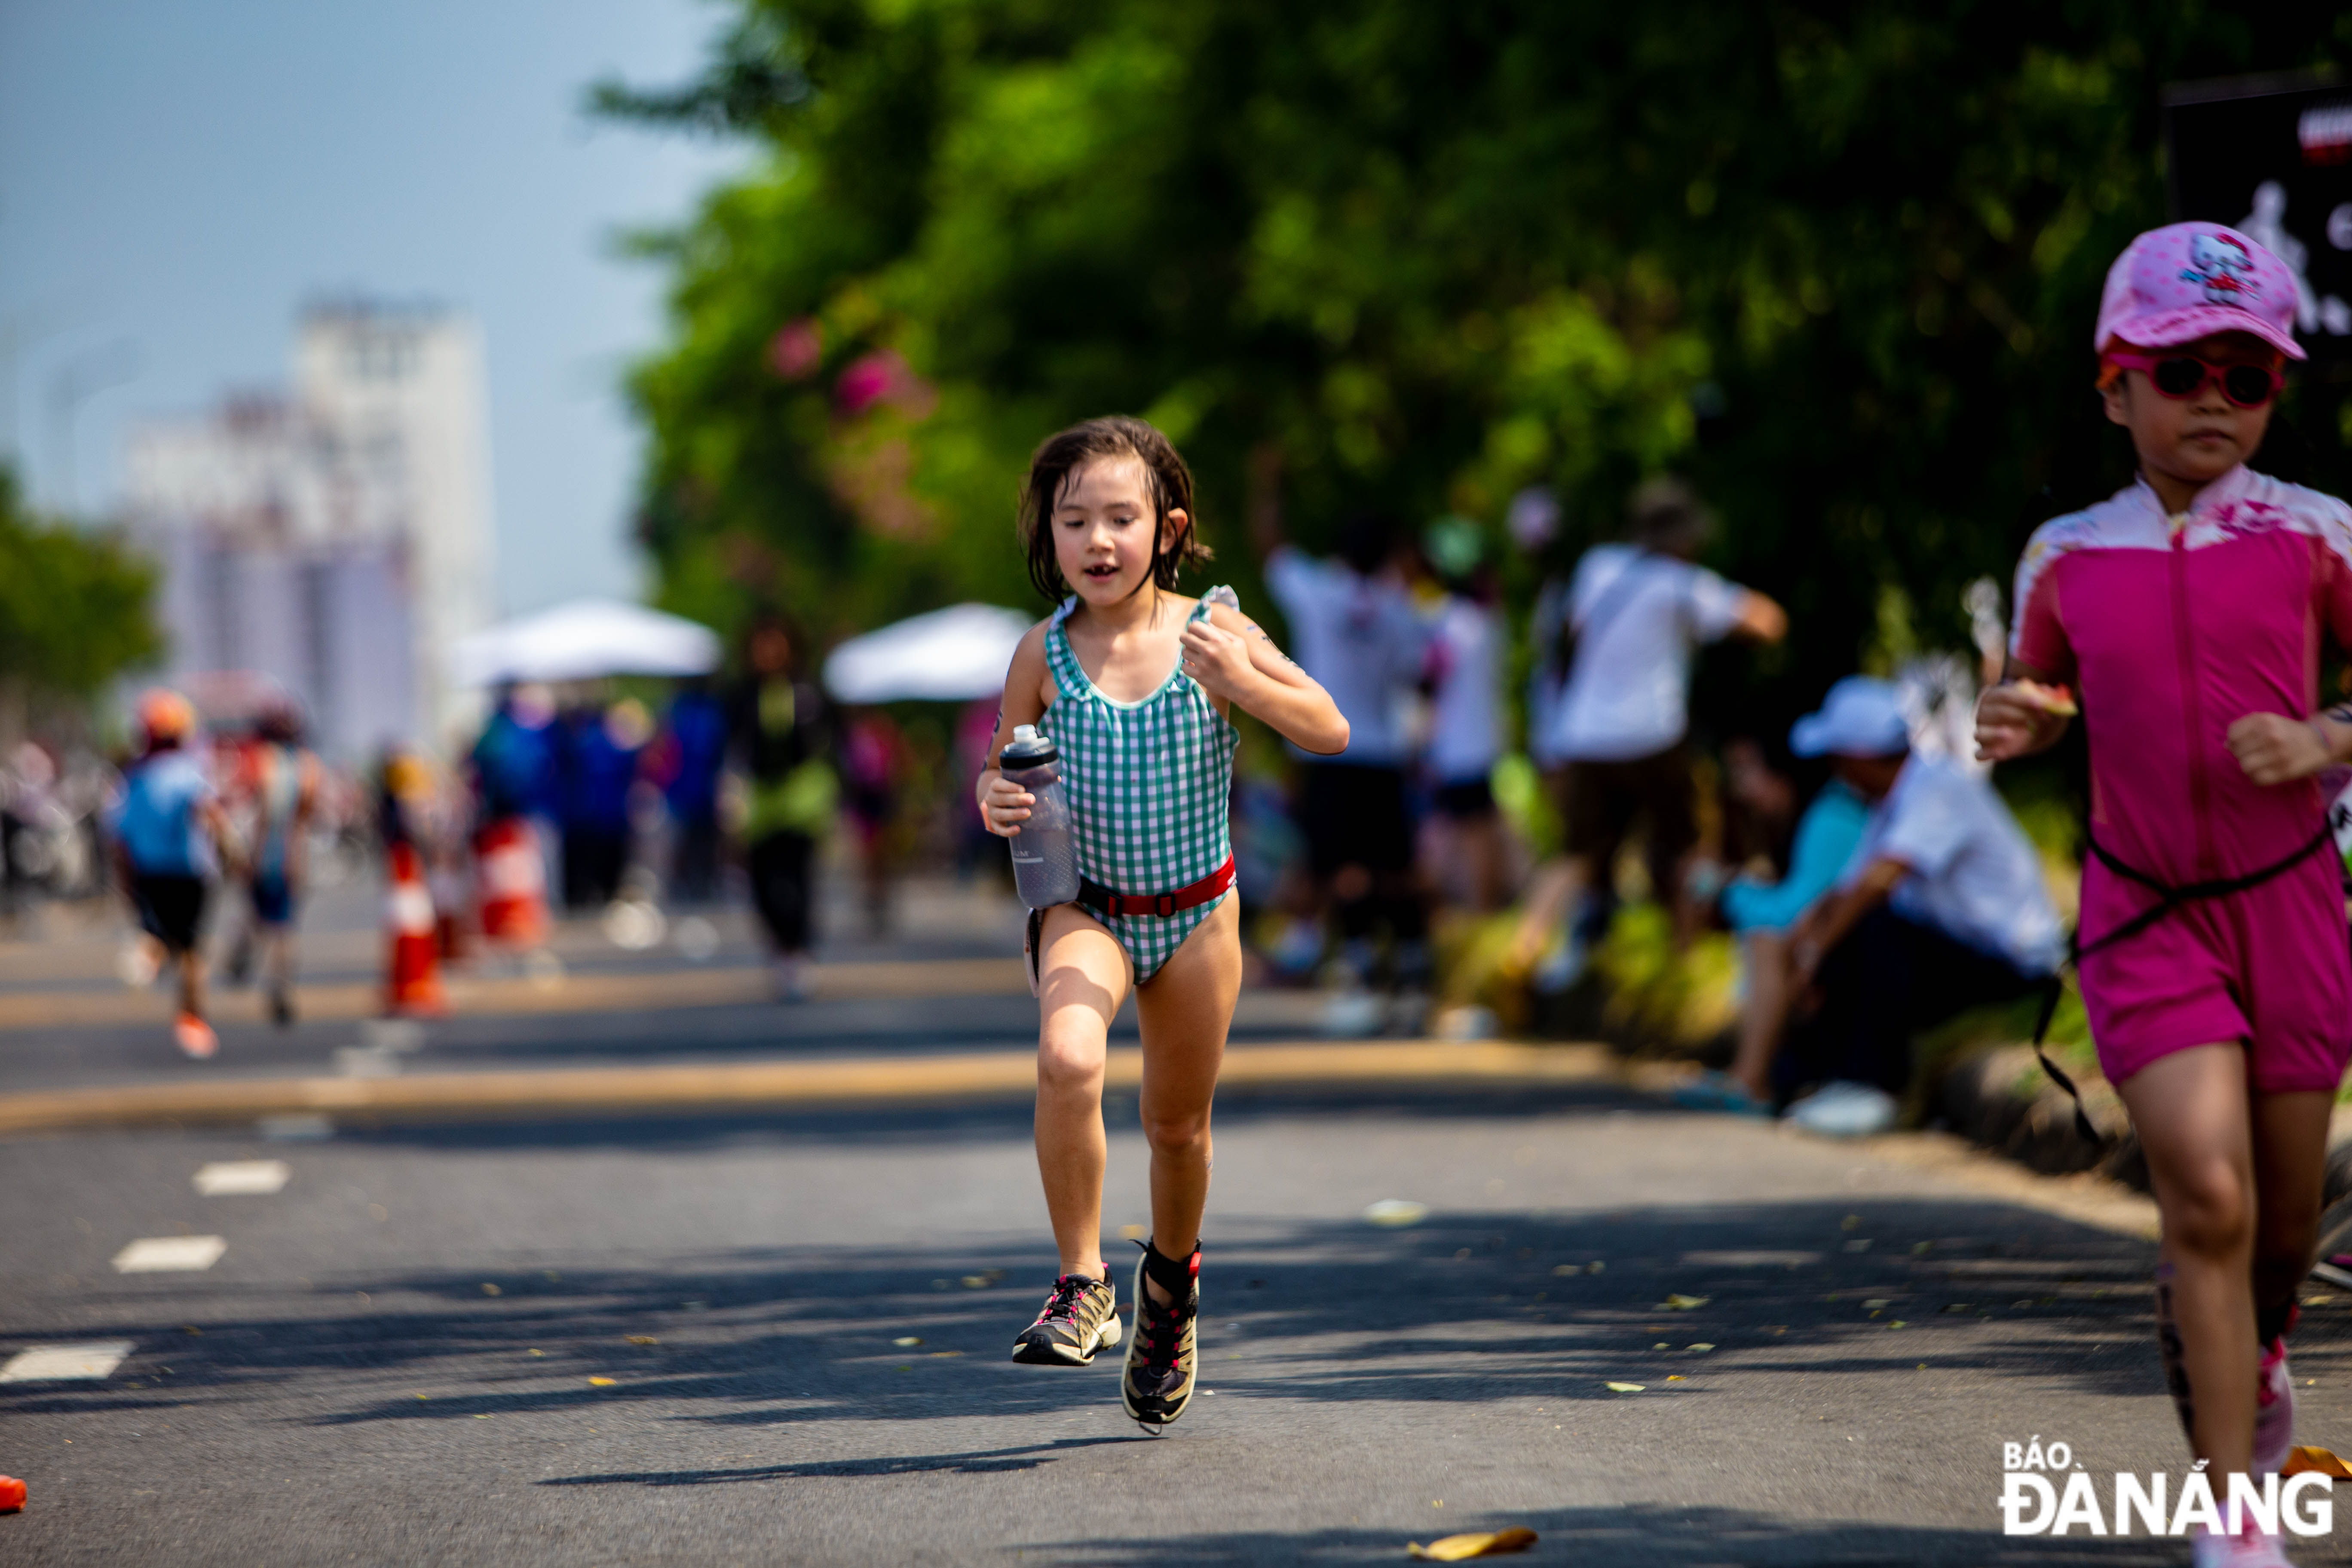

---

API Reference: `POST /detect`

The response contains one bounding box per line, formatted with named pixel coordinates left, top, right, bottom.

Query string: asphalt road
left=0, top=879, right=2343, bottom=1564
left=0, top=880, right=1331, bottom=1097
left=6, top=1081, right=2330, bottom=1566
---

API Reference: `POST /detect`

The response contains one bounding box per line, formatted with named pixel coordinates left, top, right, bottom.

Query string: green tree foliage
left=604, top=2, right=2349, bottom=727
left=0, top=463, right=162, bottom=698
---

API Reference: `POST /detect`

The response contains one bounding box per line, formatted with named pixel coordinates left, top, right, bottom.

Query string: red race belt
left=1078, top=854, right=1236, bottom=919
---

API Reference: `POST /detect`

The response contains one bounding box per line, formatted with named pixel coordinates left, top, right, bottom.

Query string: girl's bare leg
left=2119, top=1045, right=2258, bottom=1473
left=2250, top=1089, right=2335, bottom=1329
left=1033, top=905, right=1131, bottom=1280
left=1728, top=929, right=1791, bottom=1101
left=1130, top=894, right=1242, bottom=1303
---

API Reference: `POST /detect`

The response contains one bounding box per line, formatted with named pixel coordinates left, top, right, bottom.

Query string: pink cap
left=2096, top=222, right=2304, bottom=361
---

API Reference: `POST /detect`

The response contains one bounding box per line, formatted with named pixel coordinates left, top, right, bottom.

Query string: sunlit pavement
left=0, top=885, right=2329, bottom=1564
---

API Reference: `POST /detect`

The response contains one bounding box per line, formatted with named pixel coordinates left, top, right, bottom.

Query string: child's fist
left=981, top=775, right=1034, bottom=837
left=1178, top=619, right=1253, bottom=699
left=1975, top=682, right=2072, bottom=763
left=2226, top=712, right=2334, bottom=787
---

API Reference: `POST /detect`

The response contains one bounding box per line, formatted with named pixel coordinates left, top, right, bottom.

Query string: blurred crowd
left=1216, top=475, right=2061, bottom=1140
left=42, top=469, right=2065, bottom=1117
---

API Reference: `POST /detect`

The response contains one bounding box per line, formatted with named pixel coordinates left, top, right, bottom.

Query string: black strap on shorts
left=2032, top=806, right=2347, bottom=1143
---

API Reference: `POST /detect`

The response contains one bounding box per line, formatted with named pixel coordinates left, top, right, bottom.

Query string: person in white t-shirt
left=1773, top=677, right=2063, bottom=1136
left=1510, top=479, right=1785, bottom=990
left=1417, top=517, right=1508, bottom=910
left=1258, top=505, right=1436, bottom=1010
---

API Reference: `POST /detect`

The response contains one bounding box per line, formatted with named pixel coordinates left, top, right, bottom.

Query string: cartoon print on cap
left=2182, top=232, right=2260, bottom=308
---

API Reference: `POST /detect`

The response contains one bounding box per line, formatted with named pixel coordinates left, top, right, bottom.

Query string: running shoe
left=1785, top=1080, right=1898, bottom=1138
left=1011, top=1272, right=1121, bottom=1366
left=173, top=1013, right=218, bottom=1060
left=2254, top=1335, right=2296, bottom=1475
left=1122, top=1240, right=1200, bottom=1429
left=1671, top=1070, right=1771, bottom=1118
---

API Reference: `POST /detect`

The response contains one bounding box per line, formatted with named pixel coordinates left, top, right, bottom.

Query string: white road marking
left=112, top=1236, right=227, bottom=1273
left=194, top=1159, right=290, bottom=1196
left=1, top=1341, right=135, bottom=1382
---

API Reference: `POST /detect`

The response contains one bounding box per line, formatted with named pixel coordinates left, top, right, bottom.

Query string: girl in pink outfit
left=1980, top=223, right=2352, bottom=1568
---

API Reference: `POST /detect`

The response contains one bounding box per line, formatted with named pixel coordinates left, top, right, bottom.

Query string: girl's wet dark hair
left=1018, top=415, right=1211, bottom=603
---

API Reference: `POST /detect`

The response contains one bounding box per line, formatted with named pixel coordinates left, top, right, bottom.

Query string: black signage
left=2166, top=72, right=2352, bottom=363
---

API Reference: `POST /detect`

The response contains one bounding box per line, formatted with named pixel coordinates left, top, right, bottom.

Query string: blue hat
left=1789, top=677, right=1910, bottom=758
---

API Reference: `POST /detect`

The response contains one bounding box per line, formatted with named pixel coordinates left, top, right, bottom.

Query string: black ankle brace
left=2258, top=1300, right=2298, bottom=1348
left=1139, top=1237, right=1198, bottom=1298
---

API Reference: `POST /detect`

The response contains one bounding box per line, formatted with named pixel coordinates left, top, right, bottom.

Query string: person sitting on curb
left=1673, top=741, right=1874, bottom=1117
left=1773, top=676, right=2063, bottom=1137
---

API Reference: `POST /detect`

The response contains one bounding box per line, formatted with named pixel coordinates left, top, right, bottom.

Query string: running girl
left=980, top=416, right=1348, bottom=1428
left=1978, top=223, right=2352, bottom=1568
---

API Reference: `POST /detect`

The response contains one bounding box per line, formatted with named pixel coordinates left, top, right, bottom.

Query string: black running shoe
left=1122, top=1240, right=1199, bottom=1429
left=1011, top=1271, right=1121, bottom=1365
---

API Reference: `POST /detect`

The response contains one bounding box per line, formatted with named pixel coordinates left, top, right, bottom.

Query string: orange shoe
left=0, top=1473, right=24, bottom=1512
left=174, top=1013, right=218, bottom=1059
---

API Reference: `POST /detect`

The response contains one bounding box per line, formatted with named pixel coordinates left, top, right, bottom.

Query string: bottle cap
left=1014, top=724, right=1039, bottom=743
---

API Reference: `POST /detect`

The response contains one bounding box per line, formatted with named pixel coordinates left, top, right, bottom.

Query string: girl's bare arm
left=977, top=625, right=1054, bottom=836
left=1183, top=602, right=1349, bottom=755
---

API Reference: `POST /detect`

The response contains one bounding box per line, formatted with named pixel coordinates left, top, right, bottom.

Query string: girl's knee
left=1036, top=1025, right=1106, bottom=1092
left=1141, top=1109, right=1209, bottom=1157
left=2165, top=1158, right=2255, bottom=1256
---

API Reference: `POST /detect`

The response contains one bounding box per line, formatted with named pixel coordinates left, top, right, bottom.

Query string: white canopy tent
left=449, top=598, right=722, bottom=687
left=822, top=603, right=1031, bottom=704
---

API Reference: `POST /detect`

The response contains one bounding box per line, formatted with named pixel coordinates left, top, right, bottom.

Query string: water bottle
left=1000, top=724, right=1079, bottom=908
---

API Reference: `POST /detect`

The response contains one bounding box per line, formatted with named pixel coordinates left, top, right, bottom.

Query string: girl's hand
left=2227, top=712, right=2335, bottom=786
left=1975, top=683, right=2070, bottom=763
left=1179, top=618, right=1256, bottom=701
left=980, top=774, right=1034, bottom=837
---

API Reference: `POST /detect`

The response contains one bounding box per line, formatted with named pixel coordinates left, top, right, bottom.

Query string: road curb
left=0, top=1039, right=1618, bottom=1134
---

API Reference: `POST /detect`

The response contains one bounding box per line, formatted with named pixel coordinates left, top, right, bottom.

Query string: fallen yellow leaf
left=1406, top=1527, right=1538, bottom=1560
left=1660, top=1294, right=1709, bottom=1310
left=1605, top=1382, right=1645, bottom=1393
left=1665, top=1375, right=1687, bottom=1382
left=2285, top=1446, right=2352, bottom=1479
left=527, top=1349, right=545, bottom=1357
left=481, top=1283, right=502, bottom=1296
left=588, top=1376, right=616, bottom=1387
left=625, top=1335, right=658, bottom=1346
left=893, top=1336, right=922, bottom=1347
left=1687, top=1343, right=1714, bottom=1351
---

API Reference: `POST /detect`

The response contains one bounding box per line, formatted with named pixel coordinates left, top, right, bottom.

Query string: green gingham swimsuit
left=1042, top=588, right=1242, bottom=982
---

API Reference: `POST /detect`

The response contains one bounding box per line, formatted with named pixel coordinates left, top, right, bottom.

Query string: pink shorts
left=2079, top=852, right=2352, bottom=1093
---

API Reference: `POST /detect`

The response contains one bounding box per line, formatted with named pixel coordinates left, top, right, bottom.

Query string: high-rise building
left=123, top=302, right=496, bottom=758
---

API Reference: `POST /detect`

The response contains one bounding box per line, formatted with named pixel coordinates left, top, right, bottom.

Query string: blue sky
left=0, top=0, right=744, bottom=616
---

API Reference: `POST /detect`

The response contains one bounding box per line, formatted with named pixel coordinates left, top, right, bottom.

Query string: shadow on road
left=0, top=1194, right=2194, bottom=1427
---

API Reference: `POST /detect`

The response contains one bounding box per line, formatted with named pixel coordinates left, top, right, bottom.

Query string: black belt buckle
left=1154, top=892, right=1176, bottom=917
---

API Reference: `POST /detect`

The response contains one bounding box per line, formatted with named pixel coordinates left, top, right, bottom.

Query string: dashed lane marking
left=193, top=1159, right=290, bottom=1195
left=0, top=1341, right=134, bottom=1382
left=112, top=1236, right=227, bottom=1273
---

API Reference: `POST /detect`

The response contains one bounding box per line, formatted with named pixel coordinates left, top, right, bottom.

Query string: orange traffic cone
left=384, top=841, right=446, bottom=1015
left=474, top=816, right=548, bottom=949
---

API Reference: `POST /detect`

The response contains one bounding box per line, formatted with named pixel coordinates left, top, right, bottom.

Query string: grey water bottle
left=1000, top=724, right=1079, bottom=908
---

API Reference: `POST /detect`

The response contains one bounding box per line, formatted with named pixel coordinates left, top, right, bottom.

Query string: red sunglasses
left=2106, top=350, right=2285, bottom=409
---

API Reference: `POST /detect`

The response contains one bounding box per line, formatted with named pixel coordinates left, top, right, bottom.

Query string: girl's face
left=1051, top=453, right=1188, bottom=609
left=2101, top=331, right=2281, bottom=493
